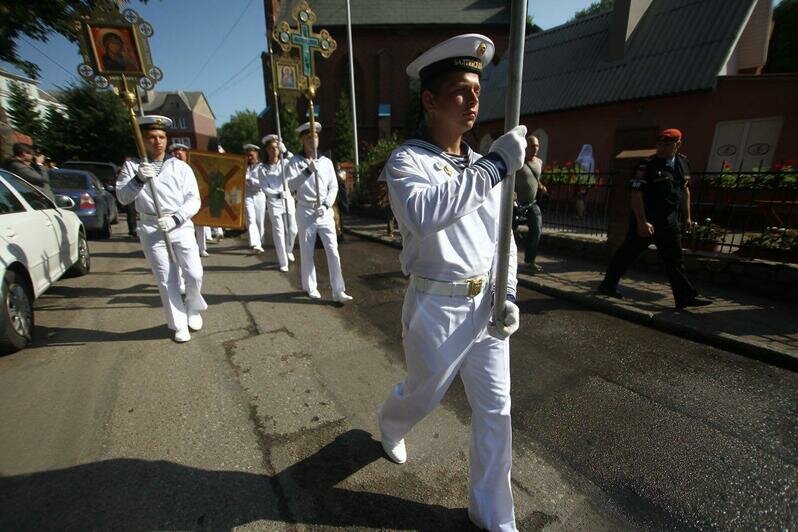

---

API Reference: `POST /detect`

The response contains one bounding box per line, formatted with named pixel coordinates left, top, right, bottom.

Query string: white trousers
left=138, top=222, right=208, bottom=332
left=245, top=192, right=266, bottom=248
left=267, top=199, right=298, bottom=268
left=195, top=225, right=211, bottom=254
left=296, top=206, right=345, bottom=294
left=378, top=285, right=516, bottom=532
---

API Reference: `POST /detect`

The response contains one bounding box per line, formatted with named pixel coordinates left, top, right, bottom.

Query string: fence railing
left=686, top=170, right=797, bottom=261
left=537, top=171, right=614, bottom=238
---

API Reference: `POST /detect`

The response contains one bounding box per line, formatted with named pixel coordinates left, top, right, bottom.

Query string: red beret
left=657, top=128, right=682, bottom=141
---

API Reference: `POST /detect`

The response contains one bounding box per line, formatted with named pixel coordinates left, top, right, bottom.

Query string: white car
left=0, top=168, right=90, bottom=354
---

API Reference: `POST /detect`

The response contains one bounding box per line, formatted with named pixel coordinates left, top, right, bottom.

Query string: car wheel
left=98, top=215, right=112, bottom=239
left=0, top=270, right=34, bottom=354
left=66, top=231, right=91, bottom=277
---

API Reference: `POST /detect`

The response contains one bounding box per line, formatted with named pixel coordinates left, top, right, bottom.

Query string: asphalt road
left=0, top=222, right=795, bottom=530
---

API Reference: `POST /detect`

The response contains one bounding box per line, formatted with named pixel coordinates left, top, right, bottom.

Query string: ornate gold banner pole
left=272, top=0, right=337, bottom=209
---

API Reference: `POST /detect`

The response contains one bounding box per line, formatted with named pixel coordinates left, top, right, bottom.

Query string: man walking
left=262, top=134, right=297, bottom=272
left=514, top=134, right=546, bottom=271
left=598, top=128, right=711, bottom=309
left=117, top=115, right=207, bottom=342
left=376, top=34, right=526, bottom=531
left=285, top=122, right=352, bottom=302
left=244, top=144, right=267, bottom=253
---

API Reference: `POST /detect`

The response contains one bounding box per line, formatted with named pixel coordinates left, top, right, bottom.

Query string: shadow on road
left=0, top=429, right=475, bottom=530
left=32, top=324, right=169, bottom=346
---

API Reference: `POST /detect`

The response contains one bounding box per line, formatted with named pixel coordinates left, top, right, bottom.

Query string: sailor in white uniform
left=117, top=116, right=208, bottom=343
left=244, top=143, right=267, bottom=253
left=285, top=122, right=353, bottom=302
left=261, top=134, right=297, bottom=272
left=375, top=35, right=526, bottom=532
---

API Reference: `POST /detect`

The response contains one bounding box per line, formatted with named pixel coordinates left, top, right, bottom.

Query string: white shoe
left=308, top=289, right=321, bottom=299
left=199, top=251, right=210, bottom=257
left=380, top=433, right=407, bottom=464
left=174, top=328, right=191, bottom=342
left=179, top=286, right=186, bottom=296
left=333, top=291, right=353, bottom=302
left=253, top=245, right=264, bottom=253
left=287, top=252, right=295, bottom=262
left=279, top=265, right=289, bottom=272
left=188, top=312, right=203, bottom=331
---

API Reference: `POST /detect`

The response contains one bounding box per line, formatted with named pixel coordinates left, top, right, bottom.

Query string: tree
left=38, top=83, right=135, bottom=164
left=333, top=90, right=355, bottom=164
left=279, top=103, right=301, bottom=155
left=217, top=110, right=259, bottom=155
left=765, top=0, right=798, bottom=73
left=1, top=1, right=150, bottom=79
left=6, top=81, right=44, bottom=141
left=571, top=0, right=615, bottom=21
left=404, top=79, right=423, bottom=138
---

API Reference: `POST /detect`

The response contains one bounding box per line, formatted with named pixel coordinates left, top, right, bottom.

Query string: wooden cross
left=272, top=0, right=336, bottom=92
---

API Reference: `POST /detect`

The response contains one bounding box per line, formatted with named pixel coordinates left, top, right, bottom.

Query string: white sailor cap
left=262, top=134, right=279, bottom=145
left=138, top=115, right=172, bottom=130
left=168, top=142, right=189, bottom=152
left=296, top=121, right=322, bottom=135
left=243, top=143, right=260, bottom=151
left=406, top=33, right=495, bottom=85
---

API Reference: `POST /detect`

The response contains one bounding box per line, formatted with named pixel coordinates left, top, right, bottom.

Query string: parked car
left=60, top=161, right=121, bottom=207
left=0, top=169, right=90, bottom=354
left=49, top=168, right=118, bottom=239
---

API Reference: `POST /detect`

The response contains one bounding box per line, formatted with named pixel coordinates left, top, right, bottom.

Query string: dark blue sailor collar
left=404, top=125, right=478, bottom=170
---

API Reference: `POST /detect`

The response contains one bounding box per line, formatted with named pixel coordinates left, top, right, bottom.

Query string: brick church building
left=260, top=0, right=529, bottom=155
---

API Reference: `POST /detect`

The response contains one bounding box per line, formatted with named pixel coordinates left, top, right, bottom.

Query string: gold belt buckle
left=466, top=277, right=484, bottom=297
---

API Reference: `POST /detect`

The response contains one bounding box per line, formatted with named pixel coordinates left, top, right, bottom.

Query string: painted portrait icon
left=278, top=64, right=297, bottom=90
left=89, top=25, right=144, bottom=75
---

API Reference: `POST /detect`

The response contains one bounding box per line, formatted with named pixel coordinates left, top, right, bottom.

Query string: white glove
left=489, top=125, right=528, bottom=174
left=279, top=141, right=287, bottom=154
left=305, top=160, right=317, bottom=174
left=488, top=300, right=520, bottom=340
left=136, top=162, right=156, bottom=182
left=316, top=205, right=327, bottom=217
left=157, top=216, right=177, bottom=232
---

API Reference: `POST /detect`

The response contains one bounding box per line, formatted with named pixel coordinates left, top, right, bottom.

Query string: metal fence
left=537, top=171, right=614, bottom=237
left=687, top=170, right=798, bottom=261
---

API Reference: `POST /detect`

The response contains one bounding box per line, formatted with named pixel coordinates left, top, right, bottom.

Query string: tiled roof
left=477, top=0, right=757, bottom=121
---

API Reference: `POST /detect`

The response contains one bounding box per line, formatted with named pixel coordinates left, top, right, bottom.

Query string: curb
left=344, top=226, right=798, bottom=372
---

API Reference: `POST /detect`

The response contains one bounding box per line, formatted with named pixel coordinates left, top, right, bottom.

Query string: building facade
left=142, top=91, right=218, bottom=152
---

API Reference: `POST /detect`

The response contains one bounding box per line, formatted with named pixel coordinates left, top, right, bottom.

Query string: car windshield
left=49, top=171, right=87, bottom=190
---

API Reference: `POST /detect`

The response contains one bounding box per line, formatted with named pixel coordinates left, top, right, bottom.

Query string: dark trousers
left=522, top=202, right=542, bottom=264
left=602, top=219, right=698, bottom=306
left=125, top=202, right=137, bottom=235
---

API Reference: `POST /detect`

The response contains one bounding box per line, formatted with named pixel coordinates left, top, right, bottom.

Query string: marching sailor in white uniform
left=244, top=143, right=267, bottom=253
left=285, top=122, right=352, bottom=302
left=376, top=35, right=526, bottom=531
left=261, top=134, right=297, bottom=272
left=117, top=116, right=208, bottom=343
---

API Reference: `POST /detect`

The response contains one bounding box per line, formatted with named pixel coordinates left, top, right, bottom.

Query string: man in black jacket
left=2, top=142, right=53, bottom=200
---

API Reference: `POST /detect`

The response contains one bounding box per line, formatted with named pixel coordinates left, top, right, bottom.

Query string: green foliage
left=6, top=81, right=44, bottom=141
left=333, top=90, right=355, bottom=165
left=0, top=0, right=150, bottom=79
left=743, top=227, right=798, bottom=251
left=404, top=79, right=423, bottom=138
left=765, top=0, right=798, bottom=73
left=38, top=83, right=135, bottom=164
left=361, top=134, right=402, bottom=178
left=686, top=218, right=723, bottom=242
left=278, top=103, right=301, bottom=154
left=571, top=0, right=615, bottom=21
left=217, top=110, right=259, bottom=155
left=350, top=133, right=403, bottom=208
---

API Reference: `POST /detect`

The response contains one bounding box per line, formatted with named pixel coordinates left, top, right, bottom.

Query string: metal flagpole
left=305, top=88, right=321, bottom=209
left=121, top=75, right=176, bottom=264
left=345, top=0, right=359, bottom=176
left=492, top=0, right=527, bottom=325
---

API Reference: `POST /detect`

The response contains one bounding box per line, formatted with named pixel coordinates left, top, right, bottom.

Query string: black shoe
left=676, top=297, right=712, bottom=310
left=597, top=283, right=623, bottom=299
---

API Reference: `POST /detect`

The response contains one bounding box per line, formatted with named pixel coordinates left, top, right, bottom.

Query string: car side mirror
left=54, top=194, right=75, bottom=209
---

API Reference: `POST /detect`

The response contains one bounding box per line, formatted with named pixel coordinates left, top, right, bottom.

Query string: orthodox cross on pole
left=272, top=0, right=337, bottom=207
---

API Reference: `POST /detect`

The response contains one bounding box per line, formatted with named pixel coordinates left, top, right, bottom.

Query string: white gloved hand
left=306, top=160, right=317, bottom=174
left=279, top=141, right=287, bottom=154
left=136, top=162, right=156, bottom=182
left=316, top=205, right=327, bottom=217
left=157, top=216, right=177, bottom=232
left=489, top=125, right=528, bottom=174
left=488, top=300, right=520, bottom=340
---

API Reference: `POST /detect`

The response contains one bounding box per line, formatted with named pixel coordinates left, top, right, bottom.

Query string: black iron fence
left=537, top=171, right=614, bottom=237
left=686, top=170, right=798, bottom=261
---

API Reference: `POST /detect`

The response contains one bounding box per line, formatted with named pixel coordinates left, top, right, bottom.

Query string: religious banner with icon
left=187, top=151, right=247, bottom=229
left=273, top=54, right=301, bottom=92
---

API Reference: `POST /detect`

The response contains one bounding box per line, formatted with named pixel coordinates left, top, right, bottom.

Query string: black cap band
left=419, top=56, right=484, bottom=84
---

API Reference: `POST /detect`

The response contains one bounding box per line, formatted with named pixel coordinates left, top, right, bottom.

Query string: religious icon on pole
left=274, top=55, right=301, bottom=92
left=187, top=151, right=247, bottom=230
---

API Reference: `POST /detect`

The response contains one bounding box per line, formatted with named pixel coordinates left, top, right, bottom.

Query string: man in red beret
left=598, top=128, right=711, bottom=309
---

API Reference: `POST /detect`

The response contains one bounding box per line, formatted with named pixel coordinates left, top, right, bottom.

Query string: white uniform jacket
left=380, top=138, right=517, bottom=296
left=262, top=152, right=296, bottom=214
left=245, top=163, right=265, bottom=197
left=117, top=157, right=201, bottom=226
left=285, top=154, right=338, bottom=209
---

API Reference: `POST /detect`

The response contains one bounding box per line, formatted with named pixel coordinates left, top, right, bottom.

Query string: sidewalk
left=343, top=214, right=798, bottom=370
